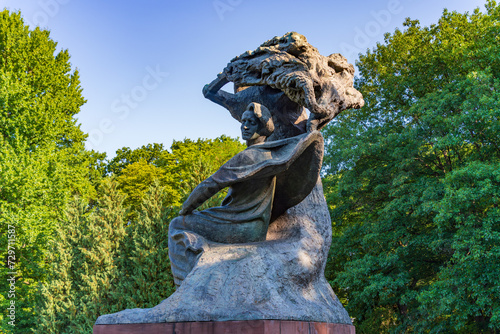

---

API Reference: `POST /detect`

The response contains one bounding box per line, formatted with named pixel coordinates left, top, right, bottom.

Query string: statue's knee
left=169, top=216, right=183, bottom=232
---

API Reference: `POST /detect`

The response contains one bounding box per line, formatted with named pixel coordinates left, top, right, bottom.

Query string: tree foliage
left=323, top=2, right=500, bottom=333
left=112, top=136, right=245, bottom=217
left=36, top=181, right=127, bottom=334
left=106, top=143, right=166, bottom=176
left=116, top=160, right=178, bottom=220
left=36, top=181, right=179, bottom=334
left=0, top=10, right=92, bottom=332
left=110, top=181, right=177, bottom=310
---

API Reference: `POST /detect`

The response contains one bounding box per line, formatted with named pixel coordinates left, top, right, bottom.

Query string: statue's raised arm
left=209, top=32, right=364, bottom=135
left=201, top=73, right=242, bottom=120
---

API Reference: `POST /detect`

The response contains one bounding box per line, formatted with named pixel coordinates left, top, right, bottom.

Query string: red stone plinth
left=93, top=320, right=355, bottom=334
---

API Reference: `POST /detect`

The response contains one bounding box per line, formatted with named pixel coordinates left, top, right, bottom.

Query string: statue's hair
left=245, top=102, right=274, bottom=137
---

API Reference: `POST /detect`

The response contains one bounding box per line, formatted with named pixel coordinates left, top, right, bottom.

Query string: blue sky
left=2, top=0, right=488, bottom=157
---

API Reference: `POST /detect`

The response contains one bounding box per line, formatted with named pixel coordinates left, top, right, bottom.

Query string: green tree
left=106, top=143, right=166, bottom=176
left=323, top=2, right=500, bottom=333
left=0, top=10, right=92, bottom=332
left=36, top=181, right=127, bottom=334
left=86, top=150, right=108, bottom=194
left=37, top=181, right=179, bottom=334
left=110, top=181, right=177, bottom=310
left=116, top=160, right=180, bottom=220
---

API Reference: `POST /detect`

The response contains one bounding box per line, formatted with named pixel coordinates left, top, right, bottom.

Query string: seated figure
left=168, top=102, right=322, bottom=286
left=168, top=102, right=275, bottom=286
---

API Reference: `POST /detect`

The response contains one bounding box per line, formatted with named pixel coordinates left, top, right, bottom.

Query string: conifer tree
left=111, top=181, right=176, bottom=310
left=37, top=181, right=127, bottom=334
left=37, top=181, right=181, bottom=333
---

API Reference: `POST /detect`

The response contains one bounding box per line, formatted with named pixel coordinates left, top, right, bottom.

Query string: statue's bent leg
left=168, top=216, right=203, bottom=287
left=168, top=213, right=268, bottom=287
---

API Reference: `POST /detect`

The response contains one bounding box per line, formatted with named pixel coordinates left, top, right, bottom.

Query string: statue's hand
left=179, top=209, right=187, bottom=216
left=203, top=73, right=229, bottom=98
left=179, top=177, right=220, bottom=216
left=179, top=207, right=191, bottom=216
left=202, top=84, right=210, bottom=98
left=179, top=201, right=194, bottom=216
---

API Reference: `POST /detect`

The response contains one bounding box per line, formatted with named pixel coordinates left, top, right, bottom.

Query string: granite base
left=93, top=320, right=355, bottom=334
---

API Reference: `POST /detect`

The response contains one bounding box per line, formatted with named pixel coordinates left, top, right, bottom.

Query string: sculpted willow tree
left=323, top=2, right=500, bottom=333
left=0, top=10, right=92, bottom=332
left=96, top=32, right=363, bottom=330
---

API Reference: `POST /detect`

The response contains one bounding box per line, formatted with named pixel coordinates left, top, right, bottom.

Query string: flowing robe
left=169, top=131, right=323, bottom=285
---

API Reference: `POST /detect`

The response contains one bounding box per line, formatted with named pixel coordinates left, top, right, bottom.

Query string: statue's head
left=241, top=102, right=274, bottom=145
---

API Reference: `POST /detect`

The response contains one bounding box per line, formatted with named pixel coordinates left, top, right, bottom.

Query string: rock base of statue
left=93, top=320, right=355, bottom=334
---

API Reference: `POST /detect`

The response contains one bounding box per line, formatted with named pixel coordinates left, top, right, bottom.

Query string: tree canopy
left=323, top=2, right=500, bottom=333
left=0, top=10, right=94, bottom=332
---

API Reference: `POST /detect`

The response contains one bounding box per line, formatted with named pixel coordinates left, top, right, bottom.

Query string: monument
left=94, top=32, right=364, bottom=334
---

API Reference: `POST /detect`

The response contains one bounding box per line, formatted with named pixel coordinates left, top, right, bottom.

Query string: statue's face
left=241, top=110, right=262, bottom=140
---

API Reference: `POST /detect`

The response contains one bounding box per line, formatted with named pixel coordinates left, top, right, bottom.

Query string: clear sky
left=2, top=0, right=488, bottom=157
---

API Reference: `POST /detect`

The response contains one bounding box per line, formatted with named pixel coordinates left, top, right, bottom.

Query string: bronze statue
left=95, top=32, right=364, bottom=326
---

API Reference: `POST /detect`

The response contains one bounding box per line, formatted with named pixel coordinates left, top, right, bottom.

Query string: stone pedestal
left=93, top=320, right=355, bottom=334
